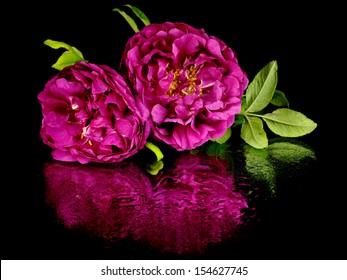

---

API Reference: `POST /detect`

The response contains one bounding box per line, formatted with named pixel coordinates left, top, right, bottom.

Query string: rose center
left=166, top=64, right=202, bottom=97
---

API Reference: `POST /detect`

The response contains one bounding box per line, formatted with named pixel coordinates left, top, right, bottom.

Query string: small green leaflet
left=262, top=108, right=317, bottom=137
left=270, top=90, right=289, bottom=107
left=241, top=116, right=268, bottom=149
left=210, top=127, right=232, bottom=144
left=44, top=39, right=87, bottom=70
left=123, top=4, right=150, bottom=26
left=113, top=8, right=139, bottom=32
left=245, top=60, right=278, bottom=113
left=113, top=4, right=150, bottom=33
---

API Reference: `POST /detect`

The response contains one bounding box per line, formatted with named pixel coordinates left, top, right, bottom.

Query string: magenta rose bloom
left=38, top=61, right=150, bottom=164
left=120, top=22, right=249, bottom=150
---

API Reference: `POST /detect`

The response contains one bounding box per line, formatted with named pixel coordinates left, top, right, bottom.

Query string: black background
left=3, top=0, right=345, bottom=260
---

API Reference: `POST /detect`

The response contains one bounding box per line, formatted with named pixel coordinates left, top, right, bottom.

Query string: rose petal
left=116, top=119, right=134, bottom=138
left=151, top=104, right=168, bottom=124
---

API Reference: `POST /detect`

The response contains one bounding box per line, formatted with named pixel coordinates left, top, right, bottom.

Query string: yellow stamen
left=166, top=64, right=202, bottom=97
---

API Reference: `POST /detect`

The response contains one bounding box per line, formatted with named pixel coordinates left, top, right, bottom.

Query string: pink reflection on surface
left=44, top=152, right=251, bottom=255
left=44, top=161, right=153, bottom=240
left=143, top=152, right=250, bottom=254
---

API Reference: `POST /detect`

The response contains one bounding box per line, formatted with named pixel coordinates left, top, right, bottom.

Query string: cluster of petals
left=38, top=61, right=150, bottom=164
left=120, top=21, right=249, bottom=150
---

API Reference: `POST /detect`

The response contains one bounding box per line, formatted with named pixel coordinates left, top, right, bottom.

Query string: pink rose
left=38, top=61, right=150, bottom=164
left=120, top=22, right=249, bottom=150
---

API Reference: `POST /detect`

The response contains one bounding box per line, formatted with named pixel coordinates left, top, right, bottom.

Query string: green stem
left=240, top=112, right=264, bottom=118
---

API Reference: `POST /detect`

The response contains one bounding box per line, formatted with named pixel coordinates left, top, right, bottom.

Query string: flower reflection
left=142, top=152, right=250, bottom=255
left=44, top=152, right=251, bottom=255
left=44, top=161, right=153, bottom=240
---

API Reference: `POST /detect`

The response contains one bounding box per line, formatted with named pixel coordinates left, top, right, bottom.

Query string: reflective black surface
left=4, top=135, right=344, bottom=260
left=4, top=0, right=345, bottom=260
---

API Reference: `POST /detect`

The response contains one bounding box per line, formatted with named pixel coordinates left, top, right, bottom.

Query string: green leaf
left=210, top=127, right=231, bottom=144
left=44, top=39, right=87, bottom=70
left=112, top=8, right=139, bottom=32
left=267, top=141, right=316, bottom=163
left=123, top=4, right=150, bottom=26
left=241, top=116, right=268, bottom=149
left=245, top=60, right=278, bottom=113
left=270, top=90, right=290, bottom=107
left=233, top=114, right=244, bottom=126
left=262, top=108, right=317, bottom=137
left=240, top=95, right=247, bottom=113
left=44, top=39, right=72, bottom=51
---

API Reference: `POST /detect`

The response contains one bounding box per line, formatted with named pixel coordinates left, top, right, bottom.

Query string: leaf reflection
left=243, top=138, right=316, bottom=198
